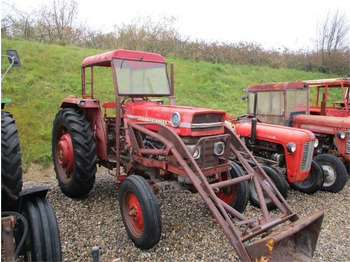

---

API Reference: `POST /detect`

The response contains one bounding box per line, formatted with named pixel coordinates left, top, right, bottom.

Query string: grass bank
left=1, top=38, right=335, bottom=169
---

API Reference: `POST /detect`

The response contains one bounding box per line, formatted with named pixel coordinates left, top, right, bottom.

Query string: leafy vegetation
left=1, top=38, right=337, bottom=170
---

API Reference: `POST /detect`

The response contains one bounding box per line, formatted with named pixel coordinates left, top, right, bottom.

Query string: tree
left=316, top=9, right=350, bottom=73
left=1, top=2, right=36, bottom=39
left=36, top=0, right=82, bottom=45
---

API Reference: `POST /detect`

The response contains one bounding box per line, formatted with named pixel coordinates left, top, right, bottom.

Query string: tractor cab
left=305, top=78, right=350, bottom=117
left=245, top=81, right=309, bottom=125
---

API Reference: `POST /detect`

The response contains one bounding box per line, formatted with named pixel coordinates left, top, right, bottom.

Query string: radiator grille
left=301, top=141, right=314, bottom=172
left=191, top=113, right=223, bottom=132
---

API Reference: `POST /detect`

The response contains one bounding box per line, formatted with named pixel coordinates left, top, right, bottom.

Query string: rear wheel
left=314, top=154, right=348, bottom=193
left=22, top=197, right=62, bottom=261
left=214, top=162, right=249, bottom=213
left=52, top=108, right=97, bottom=198
left=119, top=175, right=162, bottom=250
left=1, top=111, right=23, bottom=211
left=289, top=160, right=324, bottom=194
left=249, top=165, right=288, bottom=210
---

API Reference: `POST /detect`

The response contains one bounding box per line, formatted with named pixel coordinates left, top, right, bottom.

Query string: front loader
left=52, top=49, right=324, bottom=261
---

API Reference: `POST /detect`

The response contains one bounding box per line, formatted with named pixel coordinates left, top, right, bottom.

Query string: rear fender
left=60, top=96, right=107, bottom=160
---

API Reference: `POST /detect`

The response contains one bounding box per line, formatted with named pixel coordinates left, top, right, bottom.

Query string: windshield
left=248, top=91, right=284, bottom=116
left=113, top=59, right=170, bottom=96
left=286, top=89, right=308, bottom=114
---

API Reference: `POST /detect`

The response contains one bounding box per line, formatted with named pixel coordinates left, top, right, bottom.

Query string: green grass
left=1, top=38, right=337, bottom=170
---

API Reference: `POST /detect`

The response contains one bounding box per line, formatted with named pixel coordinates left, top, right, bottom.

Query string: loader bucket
left=245, top=211, right=324, bottom=261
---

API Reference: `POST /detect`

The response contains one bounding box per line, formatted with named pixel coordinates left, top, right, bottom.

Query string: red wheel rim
left=215, top=174, right=236, bottom=205
left=125, top=192, right=144, bottom=237
left=56, top=132, right=74, bottom=183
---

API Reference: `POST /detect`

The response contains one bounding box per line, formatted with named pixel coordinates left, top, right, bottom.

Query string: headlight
left=213, top=142, right=225, bottom=156
left=170, top=112, right=181, bottom=127
left=337, top=131, right=345, bottom=139
left=314, top=139, right=319, bottom=148
left=286, top=142, right=297, bottom=153
left=186, top=145, right=201, bottom=159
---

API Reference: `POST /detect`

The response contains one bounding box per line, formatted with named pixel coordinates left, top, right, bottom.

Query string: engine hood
left=293, top=115, right=350, bottom=134
left=123, top=100, right=226, bottom=136
left=235, top=122, right=316, bottom=144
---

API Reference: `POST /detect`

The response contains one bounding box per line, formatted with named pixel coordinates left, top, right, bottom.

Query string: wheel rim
left=250, top=178, right=275, bottom=204
left=124, top=192, right=144, bottom=237
left=215, top=173, right=236, bottom=205
left=322, top=165, right=336, bottom=187
left=55, top=130, right=74, bottom=184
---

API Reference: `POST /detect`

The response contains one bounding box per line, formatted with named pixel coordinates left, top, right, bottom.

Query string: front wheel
left=119, top=175, right=162, bottom=250
left=289, top=160, right=324, bottom=194
left=249, top=165, right=288, bottom=210
left=22, top=197, right=62, bottom=261
left=52, top=108, right=97, bottom=198
left=214, top=162, right=249, bottom=213
left=314, top=154, right=348, bottom=193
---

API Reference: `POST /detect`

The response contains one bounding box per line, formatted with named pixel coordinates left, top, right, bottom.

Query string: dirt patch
left=23, top=163, right=56, bottom=182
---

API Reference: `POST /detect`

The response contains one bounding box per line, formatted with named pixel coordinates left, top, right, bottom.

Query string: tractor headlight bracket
left=213, top=141, right=225, bottom=156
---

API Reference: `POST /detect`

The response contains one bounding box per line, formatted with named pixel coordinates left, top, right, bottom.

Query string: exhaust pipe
left=250, top=92, right=258, bottom=146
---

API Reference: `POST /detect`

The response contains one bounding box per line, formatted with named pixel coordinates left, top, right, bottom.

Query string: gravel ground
left=23, top=169, right=350, bottom=262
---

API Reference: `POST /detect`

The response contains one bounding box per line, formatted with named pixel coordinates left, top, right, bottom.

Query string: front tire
left=52, top=108, right=97, bottom=198
left=314, top=154, right=348, bottom=193
left=22, top=197, right=62, bottom=261
left=119, top=175, right=162, bottom=250
left=1, top=111, right=23, bottom=211
left=289, top=160, right=324, bottom=194
left=249, top=165, right=288, bottom=210
left=214, top=162, right=249, bottom=213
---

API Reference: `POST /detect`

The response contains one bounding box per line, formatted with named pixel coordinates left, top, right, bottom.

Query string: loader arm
left=127, top=122, right=324, bottom=261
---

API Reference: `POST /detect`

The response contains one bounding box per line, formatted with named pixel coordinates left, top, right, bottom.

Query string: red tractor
left=52, top=49, right=324, bottom=261
left=245, top=81, right=349, bottom=193
left=228, top=113, right=323, bottom=196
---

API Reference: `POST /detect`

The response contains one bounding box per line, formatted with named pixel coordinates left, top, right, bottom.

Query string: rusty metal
left=127, top=121, right=324, bottom=261
left=1, top=216, right=16, bottom=261
left=57, top=49, right=325, bottom=261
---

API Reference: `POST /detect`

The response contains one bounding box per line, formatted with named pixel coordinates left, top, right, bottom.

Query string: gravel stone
left=23, top=169, right=350, bottom=262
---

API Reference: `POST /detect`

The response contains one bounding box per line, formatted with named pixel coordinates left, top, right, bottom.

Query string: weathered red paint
left=235, top=122, right=316, bottom=182
left=293, top=114, right=350, bottom=162
left=58, top=49, right=324, bottom=261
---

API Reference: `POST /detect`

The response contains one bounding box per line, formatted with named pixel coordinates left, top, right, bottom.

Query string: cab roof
left=82, top=49, right=167, bottom=68
left=303, top=78, right=350, bottom=88
left=247, top=81, right=307, bottom=92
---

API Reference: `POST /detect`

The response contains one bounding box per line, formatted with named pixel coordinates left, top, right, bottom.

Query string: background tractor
left=245, top=80, right=349, bottom=193
left=228, top=113, right=324, bottom=196
left=1, top=50, right=62, bottom=261
left=52, top=49, right=324, bottom=261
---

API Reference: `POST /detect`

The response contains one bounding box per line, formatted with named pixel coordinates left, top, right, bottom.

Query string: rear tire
left=52, top=108, right=97, bottom=198
left=214, top=162, right=249, bottom=213
left=249, top=165, right=288, bottom=210
left=119, top=175, right=162, bottom=250
left=1, top=111, right=23, bottom=211
left=22, top=197, right=62, bottom=261
left=314, top=154, right=348, bottom=193
left=289, top=160, right=324, bottom=194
